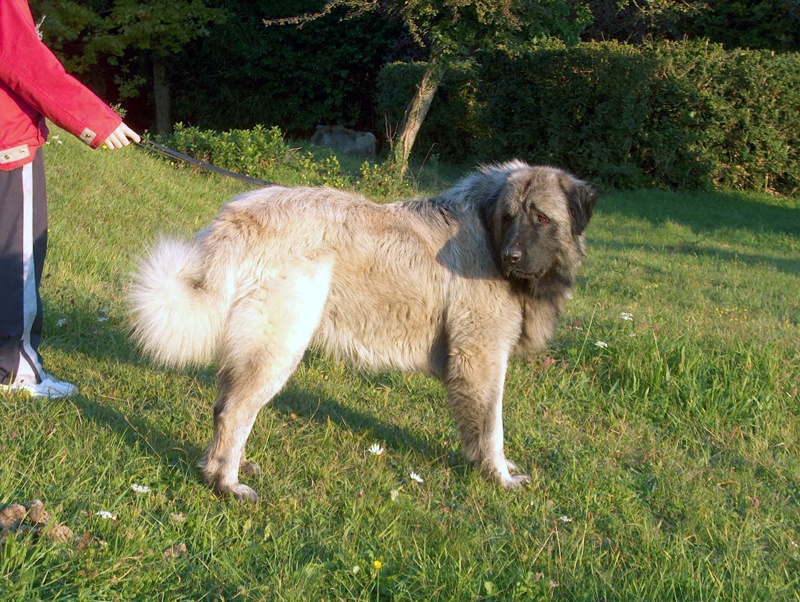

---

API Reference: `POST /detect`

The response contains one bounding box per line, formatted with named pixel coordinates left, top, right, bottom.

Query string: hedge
left=377, top=40, right=800, bottom=194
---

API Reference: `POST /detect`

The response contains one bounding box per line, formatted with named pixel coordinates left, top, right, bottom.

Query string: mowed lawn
left=1, top=130, right=799, bottom=601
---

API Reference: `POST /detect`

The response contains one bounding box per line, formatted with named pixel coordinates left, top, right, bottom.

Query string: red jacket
left=0, top=0, right=121, bottom=171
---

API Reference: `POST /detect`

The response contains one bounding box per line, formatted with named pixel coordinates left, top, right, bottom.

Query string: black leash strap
left=134, top=138, right=274, bottom=187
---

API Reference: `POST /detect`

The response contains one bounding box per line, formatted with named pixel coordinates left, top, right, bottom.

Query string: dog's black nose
left=503, top=247, right=522, bottom=265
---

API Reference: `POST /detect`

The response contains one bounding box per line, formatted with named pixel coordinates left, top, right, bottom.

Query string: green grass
left=1, top=130, right=799, bottom=601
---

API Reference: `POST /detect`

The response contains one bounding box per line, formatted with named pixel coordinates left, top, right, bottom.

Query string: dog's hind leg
left=201, top=259, right=333, bottom=502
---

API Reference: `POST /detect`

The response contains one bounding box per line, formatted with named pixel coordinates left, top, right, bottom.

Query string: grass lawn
left=1, top=130, right=799, bottom=601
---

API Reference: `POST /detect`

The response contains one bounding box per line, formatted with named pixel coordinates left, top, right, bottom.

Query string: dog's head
left=481, top=164, right=596, bottom=284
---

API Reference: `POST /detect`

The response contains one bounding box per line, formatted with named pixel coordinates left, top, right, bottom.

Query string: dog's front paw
left=482, top=455, right=532, bottom=488
left=500, top=473, right=532, bottom=488
left=228, top=483, right=260, bottom=503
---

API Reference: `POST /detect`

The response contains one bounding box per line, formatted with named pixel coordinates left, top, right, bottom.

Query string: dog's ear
left=560, top=174, right=596, bottom=236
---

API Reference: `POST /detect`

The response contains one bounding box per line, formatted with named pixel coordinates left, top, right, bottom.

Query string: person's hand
left=104, top=122, right=141, bottom=149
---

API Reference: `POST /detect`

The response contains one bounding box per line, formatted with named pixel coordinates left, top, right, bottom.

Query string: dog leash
left=134, top=138, right=274, bottom=187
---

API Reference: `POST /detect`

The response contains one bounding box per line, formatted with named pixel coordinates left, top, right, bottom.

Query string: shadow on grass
left=66, top=376, right=467, bottom=487
left=45, top=305, right=465, bottom=485
left=271, top=382, right=465, bottom=470
left=591, top=235, right=800, bottom=275
left=600, top=188, right=800, bottom=237
left=66, top=392, right=207, bottom=472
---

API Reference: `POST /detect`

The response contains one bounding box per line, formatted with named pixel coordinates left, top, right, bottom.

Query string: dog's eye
left=502, top=213, right=513, bottom=224
left=536, top=214, right=550, bottom=224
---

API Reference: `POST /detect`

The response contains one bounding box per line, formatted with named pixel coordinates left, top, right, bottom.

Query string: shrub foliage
left=166, top=123, right=408, bottom=196
left=378, top=40, right=800, bottom=194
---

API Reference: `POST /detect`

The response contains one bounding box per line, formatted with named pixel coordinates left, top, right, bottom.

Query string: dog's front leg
left=445, top=348, right=531, bottom=488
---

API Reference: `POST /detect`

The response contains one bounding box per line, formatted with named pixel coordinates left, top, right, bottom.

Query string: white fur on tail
left=129, top=238, right=225, bottom=368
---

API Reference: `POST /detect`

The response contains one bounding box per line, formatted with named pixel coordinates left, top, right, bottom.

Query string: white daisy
left=131, top=484, right=151, bottom=494
left=368, top=443, right=384, bottom=455
left=409, top=471, right=424, bottom=483
left=619, top=312, right=634, bottom=321
left=595, top=341, right=609, bottom=349
left=95, top=511, right=116, bottom=520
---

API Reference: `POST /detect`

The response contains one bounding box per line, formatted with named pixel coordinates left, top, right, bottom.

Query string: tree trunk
left=391, top=58, right=444, bottom=178
left=153, top=57, right=172, bottom=137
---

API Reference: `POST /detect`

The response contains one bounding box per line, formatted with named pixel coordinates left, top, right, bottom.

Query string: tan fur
left=129, top=161, right=596, bottom=501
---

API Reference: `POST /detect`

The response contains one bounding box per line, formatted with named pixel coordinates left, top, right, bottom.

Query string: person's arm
left=0, top=0, right=127, bottom=149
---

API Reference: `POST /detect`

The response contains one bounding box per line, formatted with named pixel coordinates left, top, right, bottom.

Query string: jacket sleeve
left=0, top=0, right=122, bottom=149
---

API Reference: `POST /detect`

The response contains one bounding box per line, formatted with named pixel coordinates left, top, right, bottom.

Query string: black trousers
left=0, top=149, right=47, bottom=385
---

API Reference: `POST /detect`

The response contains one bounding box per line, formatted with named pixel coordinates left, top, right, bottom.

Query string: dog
left=129, top=161, right=596, bottom=501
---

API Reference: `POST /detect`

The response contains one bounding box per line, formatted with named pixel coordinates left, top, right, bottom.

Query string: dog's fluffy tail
left=129, top=237, right=226, bottom=369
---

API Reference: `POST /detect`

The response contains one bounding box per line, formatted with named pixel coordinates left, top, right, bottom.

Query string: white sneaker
left=1, top=372, right=78, bottom=399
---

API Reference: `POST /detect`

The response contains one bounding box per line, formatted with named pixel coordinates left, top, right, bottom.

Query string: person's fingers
left=104, top=123, right=140, bottom=149
left=121, top=123, right=141, bottom=143
left=104, top=132, right=122, bottom=149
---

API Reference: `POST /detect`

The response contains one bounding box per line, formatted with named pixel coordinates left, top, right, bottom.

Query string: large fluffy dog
left=130, top=161, right=596, bottom=502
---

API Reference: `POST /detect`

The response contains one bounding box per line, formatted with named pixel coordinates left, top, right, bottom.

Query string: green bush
left=645, top=41, right=800, bottom=193
left=166, top=123, right=410, bottom=197
left=167, top=123, right=353, bottom=188
left=376, top=41, right=800, bottom=194
left=476, top=41, right=655, bottom=188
